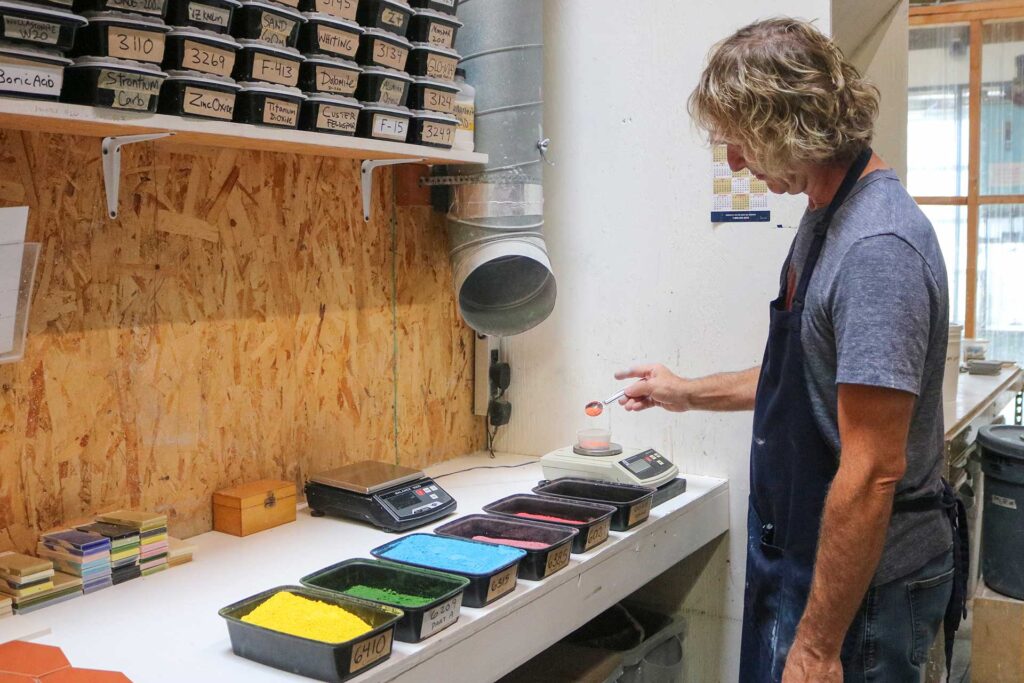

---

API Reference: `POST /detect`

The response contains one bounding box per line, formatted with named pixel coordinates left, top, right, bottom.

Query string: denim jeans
left=840, top=546, right=955, bottom=682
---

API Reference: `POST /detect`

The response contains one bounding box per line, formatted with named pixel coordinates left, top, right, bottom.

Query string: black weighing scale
left=305, top=460, right=457, bottom=532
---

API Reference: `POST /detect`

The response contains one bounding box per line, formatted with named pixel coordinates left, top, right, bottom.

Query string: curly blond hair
left=688, top=18, right=879, bottom=175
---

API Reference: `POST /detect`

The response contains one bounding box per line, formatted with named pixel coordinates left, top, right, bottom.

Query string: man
left=616, top=18, right=966, bottom=683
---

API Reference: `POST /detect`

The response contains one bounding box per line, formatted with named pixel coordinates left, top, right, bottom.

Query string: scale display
left=540, top=444, right=679, bottom=488
left=620, top=450, right=675, bottom=479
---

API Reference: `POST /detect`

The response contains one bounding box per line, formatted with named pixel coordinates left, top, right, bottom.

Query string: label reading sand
left=108, top=0, right=164, bottom=14
left=262, top=97, right=298, bottom=126
left=627, top=498, right=652, bottom=527
left=316, top=0, right=355, bottom=20
left=427, top=21, right=454, bottom=47
left=486, top=564, right=517, bottom=602
left=349, top=630, right=391, bottom=673
left=380, top=7, right=404, bottom=28
left=371, top=112, right=407, bottom=140
left=317, top=24, right=357, bottom=57
left=543, top=543, right=571, bottom=578
left=188, top=2, right=231, bottom=28
left=585, top=521, right=610, bottom=550
left=0, top=62, right=61, bottom=98
left=373, top=38, right=407, bottom=70
left=316, top=64, right=357, bottom=94
left=183, top=40, right=234, bottom=76
left=98, top=69, right=161, bottom=110
left=4, top=17, right=59, bottom=45
left=424, top=86, right=453, bottom=112
left=259, top=12, right=296, bottom=46
left=426, top=52, right=456, bottom=81
left=420, top=593, right=461, bottom=639
left=377, top=77, right=405, bottom=105
left=315, top=103, right=357, bottom=132
left=183, top=85, right=234, bottom=119
left=252, top=53, right=296, bottom=86
left=421, top=120, right=454, bottom=146
left=108, top=27, right=165, bottom=61
left=992, top=494, right=1018, bottom=510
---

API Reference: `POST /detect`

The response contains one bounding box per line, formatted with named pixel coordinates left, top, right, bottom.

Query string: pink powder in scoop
left=472, top=535, right=550, bottom=550
left=515, top=512, right=584, bottom=525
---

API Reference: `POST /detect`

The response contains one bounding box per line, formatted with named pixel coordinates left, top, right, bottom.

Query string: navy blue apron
left=738, top=147, right=968, bottom=682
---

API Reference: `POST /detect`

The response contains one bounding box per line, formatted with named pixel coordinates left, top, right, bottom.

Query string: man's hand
left=782, top=641, right=843, bottom=683
left=613, top=364, right=690, bottom=412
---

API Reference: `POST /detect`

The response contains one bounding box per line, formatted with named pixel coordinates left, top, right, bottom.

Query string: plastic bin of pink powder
left=434, top=514, right=577, bottom=580
left=482, top=494, right=615, bottom=554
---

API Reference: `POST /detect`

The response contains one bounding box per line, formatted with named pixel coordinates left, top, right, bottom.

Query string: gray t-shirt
left=786, top=169, right=952, bottom=585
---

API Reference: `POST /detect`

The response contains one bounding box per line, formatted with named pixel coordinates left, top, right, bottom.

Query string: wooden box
left=213, top=479, right=296, bottom=537
left=973, top=583, right=1024, bottom=682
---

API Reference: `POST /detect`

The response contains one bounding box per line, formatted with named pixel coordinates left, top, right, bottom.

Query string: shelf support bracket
left=360, top=158, right=424, bottom=222
left=102, top=132, right=174, bottom=219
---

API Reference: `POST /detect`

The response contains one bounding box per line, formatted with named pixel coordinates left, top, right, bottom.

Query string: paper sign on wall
left=0, top=206, right=28, bottom=356
left=710, top=144, right=770, bottom=223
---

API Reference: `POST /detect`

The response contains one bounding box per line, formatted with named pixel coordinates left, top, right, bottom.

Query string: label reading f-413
left=252, top=53, right=296, bottom=86
left=182, top=86, right=234, bottom=119
left=349, top=629, right=392, bottom=673
left=4, top=16, right=60, bottom=45
left=419, top=593, right=461, bottom=639
left=485, top=564, right=517, bottom=602
left=188, top=2, right=231, bottom=28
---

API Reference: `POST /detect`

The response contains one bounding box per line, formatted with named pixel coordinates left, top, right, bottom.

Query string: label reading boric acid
left=585, top=521, right=609, bottom=550
left=4, top=16, right=60, bottom=45
left=262, top=97, right=298, bottom=126
left=420, top=593, right=461, bottom=639
left=423, top=86, right=453, bottom=112
left=315, top=0, right=355, bottom=20
left=377, top=77, right=405, bottom=106
left=380, top=7, right=404, bottom=28
left=0, top=61, right=61, bottom=97
left=259, top=12, right=296, bottom=46
left=107, top=0, right=164, bottom=15
left=317, top=25, right=357, bottom=57
left=426, top=52, right=456, bottom=81
left=108, top=27, right=165, bottom=62
left=183, top=85, right=234, bottom=119
left=427, top=21, right=454, bottom=47
left=421, top=120, right=454, bottom=146
left=183, top=39, right=234, bottom=76
left=349, top=630, right=392, bottom=673
left=486, top=564, right=517, bottom=602
left=98, top=69, right=161, bottom=110
left=371, top=112, right=407, bottom=140
left=188, top=2, right=231, bottom=28
left=252, top=53, right=297, bottom=86
left=315, top=65, right=356, bottom=94
left=543, top=543, right=571, bottom=578
left=373, top=38, right=407, bottom=70
left=316, top=103, right=356, bottom=132
left=627, top=498, right=652, bottom=527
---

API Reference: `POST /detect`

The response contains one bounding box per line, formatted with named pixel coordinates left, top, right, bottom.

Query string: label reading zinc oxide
left=316, top=103, right=356, bottom=132
left=371, top=112, right=407, bottom=140
left=349, top=630, right=391, bottom=673
left=259, top=12, right=295, bottom=45
left=108, top=0, right=164, bottom=14
left=108, top=27, right=164, bottom=61
left=253, top=54, right=296, bottom=85
left=544, top=543, right=571, bottom=577
left=0, top=62, right=61, bottom=97
left=183, top=39, right=234, bottom=76
left=315, top=0, right=355, bottom=20
left=182, top=85, right=234, bottom=119
left=426, top=53, right=456, bottom=81
left=992, top=494, right=1018, bottom=510
left=585, top=521, right=610, bottom=550
left=485, top=564, right=517, bottom=602
left=427, top=22, right=453, bottom=47
left=377, top=77, right=404, bottom=105
left=188, top=2, right=230, bottom=28
left=262, top=97, right=298, bottom=126
left=373, top=38, right=406, bottom=70
left=421, top=121, right=454, bottom=146
left=4, top=17, right=60, bottom=45
left=316, top=65, right=356, bottom=93
left=419, top=593, right=461, bottom=639
left=317, top=25, right=357, bottom=57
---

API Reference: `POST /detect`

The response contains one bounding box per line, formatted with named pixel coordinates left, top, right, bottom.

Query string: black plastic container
left=297, top=12, right=360, bottom=59
left=298, top=53, right=358, bottom=95
left=74, top=12, right=170, bottom=64
left=301, top=559, right=469, bottom=643
left=406, top=75, right=455, bottom=113
left=25, top=0, right=73, bottom=10
left=356, top=0, right=409, bottom=37
left=299, top=92, right=359, bottom=134
left=298, top=0, right=355, bottom=21
left=407, top=0, right=454, bottom=16
left=166, top=0, right=240, bottom=34
left=163, top=27, right=237, bottom=77
left=355, top=101, right=409, bottom=141
left=408, top=108, right=455, bottom=148
left=407, top=7, right=458, bottom=49
left=231, top=0, right=303, bottom=48
left=533, top=478, right=656, bottom=532
left=435, top=514, right=577, bottom=581
left=0, top=41, right=70, bottom=99
left=355, top=25, right=408, bottom=70
left=406, top=40, right=455, bottom=81
left=219, top=585, right=403, bottom=682
left=75, top=0, right=166, bottom=17
left=158, top=69, right=238, bottom=119
left=483, top=494, right=616, bottom=554
left=234, top=79, right=303, bottom=126
left=371, top=533, right=525, bottom=608
left=0, top=1, right=85, bottom=53
left=354, top=64, right=409, bottom=106
left=61, top=55, right=166, bottom=110
left=233, top=38, right=300, bottom=86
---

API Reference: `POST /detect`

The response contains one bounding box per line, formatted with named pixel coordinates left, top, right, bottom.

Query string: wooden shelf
left=0, top=98, right=488, bottom=165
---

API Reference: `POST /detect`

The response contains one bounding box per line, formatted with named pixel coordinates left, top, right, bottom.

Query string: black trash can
left=980, top=424, right=1024, bottom=598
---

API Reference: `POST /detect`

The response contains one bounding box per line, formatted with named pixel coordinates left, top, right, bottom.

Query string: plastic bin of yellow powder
left=219, top=585, right=403, bottom=681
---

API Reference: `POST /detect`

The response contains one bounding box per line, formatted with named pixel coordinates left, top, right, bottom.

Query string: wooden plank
left=979, top=194, right=1024, bottom=205
left=911, top=8, right=1024, bottom=26
left=965, top=20, right=982, bottom=337
left=911, top=0, right=1024, bottom=18
left=973, top=583, right=1024, bottom=683
left=915, top=196, right=969, bottom=205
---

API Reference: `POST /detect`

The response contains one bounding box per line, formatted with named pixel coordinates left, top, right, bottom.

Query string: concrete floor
left=950, top=606, right=973, bottom=683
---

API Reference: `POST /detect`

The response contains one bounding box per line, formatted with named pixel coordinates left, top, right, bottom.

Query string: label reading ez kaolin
left=317, top=25, right=357, bottom=57
left=543, top=543, right=571, bottom=578
left=349, top=629, right=392, bottom=674
left=188, top=2, right=231, bottom=28
left=315, top=103, right=357, bottom=132
left=419, top=593, right=462, bottom=639
left=585, top=520, right=610, bottom=550
left=485, top=564, right=517, bottom=603
left=315, top=65, right=357, bottom=94
left=182, top=85, right=234, bottom=119
left=107, top=27, right=165, bottom=62
left=262, top=97, right=298, bottom=126
left=182, top=39, right=234, bottom=77
left=4, top=16, right=60, bottom=45
left=252, top=53, right=297, bottom=86
left=97, top=68, right=162, bottom=110
left=259, top=12, right=296, bottom=46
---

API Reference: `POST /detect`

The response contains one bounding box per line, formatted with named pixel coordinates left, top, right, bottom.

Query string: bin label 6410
left=350, top=629, right=392, bottom=673
left=420, top=593, right=462, bottom=639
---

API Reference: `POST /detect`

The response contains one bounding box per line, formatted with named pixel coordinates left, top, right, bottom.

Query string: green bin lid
left=978, top=425, right=1024, bottom=461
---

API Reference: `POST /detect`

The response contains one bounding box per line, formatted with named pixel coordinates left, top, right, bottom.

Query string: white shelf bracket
left=101, top=132, right=173, bottom=219
left=360, top=158, right=424, bottom=222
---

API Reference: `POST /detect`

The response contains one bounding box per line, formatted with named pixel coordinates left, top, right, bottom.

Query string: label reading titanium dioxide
left=315, top=0, right=355, bottom=20
left=627, top=498, right=652, bottom=527
left=426, top=52, right=456, bottom=81
left=252, top=53, right=296, bottom=85
left=421, top=120, right=454, bottom=146
left=373, top=38, right=406, bottom=70
left=0, top=61, right=61, bottom=97
left=485, top=564, right=517, bottom=602
left=349, top=630, right=391, bottom=673
left=4, top=16, right=60, bottom=45
left=107, top=0, right=165, bottom=15
left=317, top=24, right=357, bottom=57
left=188, top=1, right=230, bottom=28
left=183, top=39, right=234, bottom=76
left=97, top=69, right=162, bottom=110
left=316, top=103, right=356, bottom=132
left=182, top=85, right=234, bottom=119
left=259, top=12, right=295, bottom=46
left=371, top=112, right=407, bottom=140
left=585, top=520, right=609, bottom=550
left=262, top=97, right=298, bottom=126
left=377, top=77, right=404, bottom=106
left=108, top=27, right=165, bottom=62
left=315, top=64, right=356, bottom=94
left=380, top=7, right=404, bottom=28
left=427, top=21, right=453, bottom=47
left=992, top=494, right=1018, bottom=510
left=543, top=543, right=571, bottom=578
left=419, top=593, right=461, bottom=639
left=453, top=100, right=473, bottom=131
left=423, top=86, right=453, bottom=112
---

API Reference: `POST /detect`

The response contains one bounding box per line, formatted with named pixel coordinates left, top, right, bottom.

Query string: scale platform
left=305, top=460, right=456, bottom=532
left=540, top=443, right=680, bottom=489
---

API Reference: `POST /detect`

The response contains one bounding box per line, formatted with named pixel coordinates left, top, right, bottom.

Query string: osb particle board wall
left=0, top=130, right=483, bottom=552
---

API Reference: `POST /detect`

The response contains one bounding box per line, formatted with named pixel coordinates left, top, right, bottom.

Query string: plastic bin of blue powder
left=370, top=533, right=525, bottom=607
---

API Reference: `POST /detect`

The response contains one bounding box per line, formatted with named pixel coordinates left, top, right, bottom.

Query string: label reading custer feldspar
left=252, top=53, right=296, bottom=86
left=182, top=85, right=234, bottom=119
left=317, top=25, right=357, bottom=57
left=315, top=65, right=356, bottom=94
left=262, top=97, right=298, bottom=126
left=316, top=103, right=356, bottom=132
left=4, top=17, right=60, bottom=45
left=0, top=62, right=61, bottom=97
left=188, top=2, right=231, bottom=28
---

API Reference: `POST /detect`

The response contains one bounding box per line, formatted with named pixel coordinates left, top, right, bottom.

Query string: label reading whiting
left=188, top=2, right=231, bottom=28
left=182, top=85, right=234, bottom=119
left=315, top=103, right=357, bottom=132
left=183, top=39, right=234, bottom=76
left=4, top=16, right=60, bottom=45
left=371, top=112, right=407, bottom=140
left=315, top=65, right=357, bottom=94
left=262, top=97, right=298, bottom=126
left=317, top=24, right=357, bottom=57
left=107, top=27, right=165, bottom=62
left=419, top=593, right=461, bottom=639
left=426, top=52, right=456, bottom=81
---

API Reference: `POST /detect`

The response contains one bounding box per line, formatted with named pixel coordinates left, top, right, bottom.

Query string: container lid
left=360, top=64, right=412, bottom=82
left=0, top=39, right=71, bottom=65
left=165, top=68, right=240, bottom=88
left=377, top=0, right=409, bottom=8
left=301, top=53, right=360, bottom=71
left=68, top=55, right=167, bottom=75
left=409, top=40, right=457, bottom=57
left=359, top=101, right=410, bottom=116
left=81, top=10, right=171, bottom=29
left=412, top=75, right=457, bottom=91
left=237, top=79, right=305, bottom=97
left=362, top=26, right=411, bottom=47
left=237, top=0, right=304, bottom=20
left=411, top=7, right=461, bottom=26
left=303, top=92, right=361, bottom=106
left=978, top=425, right=1024, bottom=461
left=166, top=26, right=241, bottom=48
left=213, top=478, right=296, bottom=509
left=299, top=11, right=362, bottom=31
left=0, top=0, right=86, bottom=24
left=410, top=108, right=456, bottom=124
left=192, top=0, right=241, bottom=6
left=236, top=38, right=303, bottom=59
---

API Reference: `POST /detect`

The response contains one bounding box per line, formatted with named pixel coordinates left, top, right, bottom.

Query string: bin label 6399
left=420, top=593, right=462, bottom=639
left=349, top=629, right=392, bottom=673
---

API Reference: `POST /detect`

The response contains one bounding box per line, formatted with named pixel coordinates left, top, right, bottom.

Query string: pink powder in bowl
left=472, top=535, right=550, bottom=551
left=514, top=512, right=584, bottom=525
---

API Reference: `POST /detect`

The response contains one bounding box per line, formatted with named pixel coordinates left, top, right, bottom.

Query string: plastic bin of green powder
left=219, top=584, right=402, bottom=681
left=301, top=558, right=469, bottom=643
left=532, top=478, right=656, bottom=532
left=483, top=494, right=616, bottom=554
left=435, top=514, right=577, bottom=581
left=371, top=533, right=525, bottom=608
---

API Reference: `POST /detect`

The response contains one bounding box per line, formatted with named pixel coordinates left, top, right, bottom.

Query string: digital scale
left=305, top=460, right=456, bottom=532
left=540, top=442, right=680, bottom=489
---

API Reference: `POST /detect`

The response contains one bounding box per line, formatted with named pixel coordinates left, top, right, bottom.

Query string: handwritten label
left=485, top=564, right=517, bottom=603
left=419, top=593, right=461, bottom=639
left=453, top=100, right=474, bottom=131
left=380, top=6, right=405, bottom=28
left=251, top=53, right=298, bottom=86
left=107, top=0, right=165, bottom=14
left=0, top=62, right=62, bottom=97
left=315, top=103, right=357, bottom=132
left=182, top=39, right=234, bottom=76
left=426, top=52, right=457, bottom=81
left=182, top=85, right=234, bottom=119
left=992, top=494, right=1018, bottom=510
left=584, top=520, right=610, bottom=551
left=262, top=97, right=298, bottom=126
left=107, top=27, right=165, bottom=62
left=420, top=119, right=454, bottom=146
left=432, top=0, right=454, bottom=5
left=349, top=630, right=392, bottom=673
left=371, top=112, right=407, bottom=140
left=427, top=21, right=454, bottom=47
left=422, top=86, right=454, bottom=113
left=273, top=0, right=299, bottom=7
left=98, top=68, right=162, bottom=94
left=188, top=2, right=231, bottom=28
left=543, top=543, right=571, bottom=578
left=4, top=16, right=60, bottom=45
left=627, top=498, right=652, bottom=527
left=42, top=0, right=72, bottom=6
left=259, top=12, right=296, bottom=46
left=377, top=77, right=405, bottom=106
left=315, top=0, right=355, bottom=20
left=315, top=64, right=357, bottom=94
left=373, top=38, right=407, bottom=70
left=317, top=24, right=357, bottom=57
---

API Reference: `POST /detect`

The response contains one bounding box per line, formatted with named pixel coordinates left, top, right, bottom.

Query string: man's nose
left=726, top=144, right=747, bottom=173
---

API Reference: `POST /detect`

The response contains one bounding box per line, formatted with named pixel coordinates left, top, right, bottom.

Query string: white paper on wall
left=0, top=206, right=29, bottom=355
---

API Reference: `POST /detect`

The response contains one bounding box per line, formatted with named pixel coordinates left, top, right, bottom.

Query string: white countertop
left=0, top=453, right=729, bottom=683
left=944, top=365, right=1022, bottom=442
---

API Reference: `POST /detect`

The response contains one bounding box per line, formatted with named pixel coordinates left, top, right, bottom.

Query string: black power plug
left=488, top=398, right=512, bottom=426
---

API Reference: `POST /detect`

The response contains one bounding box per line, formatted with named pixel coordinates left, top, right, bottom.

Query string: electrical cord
left=433, top=459, right=535, bottom=480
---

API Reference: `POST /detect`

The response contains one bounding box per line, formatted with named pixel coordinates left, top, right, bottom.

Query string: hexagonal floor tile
left=0, top=641, right=69, bottom=677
